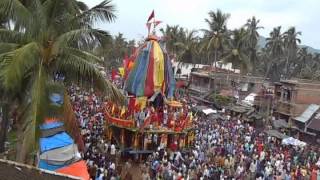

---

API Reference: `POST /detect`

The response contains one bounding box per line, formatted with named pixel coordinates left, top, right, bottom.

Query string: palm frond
left=0, top=29, right=27, bottom=43
left=76, top=1, right=89, bottom=11
left=61, top=47, right=103, bottom=64
left=0, top=43, right=20, bottom=54
left=56, top=53, right=125, bottom=104
left=0, top=0, right=33, bottom=30
left=52, top=28, right=110, bottom=54
left=20, top=65, right=48, bottom=162
left=73, top=0, right=116, bottom=26
left=0, top=42, right=40, bottom=93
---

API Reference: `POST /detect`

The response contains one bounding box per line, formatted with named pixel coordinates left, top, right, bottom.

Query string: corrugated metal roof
left=295, top=104, right=320, bottom=123
left=307, top=118, right=320, bottom=131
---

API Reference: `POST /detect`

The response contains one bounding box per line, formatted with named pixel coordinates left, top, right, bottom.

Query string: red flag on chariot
left=147, top=10, right=154, bottom=22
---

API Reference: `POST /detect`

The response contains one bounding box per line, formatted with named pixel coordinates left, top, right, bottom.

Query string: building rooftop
left=191, top=70, right=267, bottom=80
left=307, top=118, right=320, bottom=132
left=279, top=78, right=320, bottom=85
left=294, top=104, right=320, bottom=123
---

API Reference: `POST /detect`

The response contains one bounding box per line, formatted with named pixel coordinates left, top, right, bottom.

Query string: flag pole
left=152, top=14, right=156, bottom=35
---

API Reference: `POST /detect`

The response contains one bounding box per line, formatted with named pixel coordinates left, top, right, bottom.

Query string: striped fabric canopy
left=125, top=36, right=175, bottom=98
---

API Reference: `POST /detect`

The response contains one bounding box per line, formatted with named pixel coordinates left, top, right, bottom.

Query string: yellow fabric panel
left=118, top=67, right=125, bottom=77
left=120, top=106, right=126, bottom=117
left=153, top=41, right=164, bottom=91
left=111, top=104, right=115, bottom=114
left=135, top=96, right=147, bottom=109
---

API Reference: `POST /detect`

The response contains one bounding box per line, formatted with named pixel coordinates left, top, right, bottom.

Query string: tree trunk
left=15, top=122, right=25, bottom=163
left=14, top=106, right=28, bottom=163
left=285, top=48, right=293, bottom=80
left=213, top=49, right=217, bottom=69
left=0, top=102, right=9, bottom=153
left=252, top=51, right=255, bottom=75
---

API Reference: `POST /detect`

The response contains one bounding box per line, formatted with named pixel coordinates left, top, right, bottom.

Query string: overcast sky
left=81, top=0, right=320, bottom=49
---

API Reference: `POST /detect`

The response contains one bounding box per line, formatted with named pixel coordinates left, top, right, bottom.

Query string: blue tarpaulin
left=40, top=132, right=73, bottom=153
left=49, top=93, right=64, bottom=106
left=39, top=160, right=65, bottom=171
left=40, top=121, right=64, bottom=130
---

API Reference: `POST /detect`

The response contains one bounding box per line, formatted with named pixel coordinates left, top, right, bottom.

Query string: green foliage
left=0, top=0, right=124, bottom=162
left=159, top=10, right=318, bottom=82
left=208, top=94, right=233, bottom=107
left=94, top=33, right=136, bottom=70
left=202, top=9, right=230, bottom=67
left=222, top=28, right=250, bottom=74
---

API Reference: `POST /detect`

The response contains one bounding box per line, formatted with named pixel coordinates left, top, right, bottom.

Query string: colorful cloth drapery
left=125, top=37, right=175, bottom=98
left=105, top=111, right=135, bottom=128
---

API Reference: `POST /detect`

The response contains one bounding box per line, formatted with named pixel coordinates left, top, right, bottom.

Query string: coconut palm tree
left=174, top=30, right=198, bottom=64
left=203, top=9, right=230, bottom=68
left=296, top=47, right=310, bottom=74
left=256, top=48, right=272, bottom=77
left=222, top=28, right=250, bottom=74
left=265, top=26, right=284, bottom=81
left=266, top=26, right=284, bottom=58
left=160, top=25, right=184, bottom=57
left=283, top=27, right=301, bottom=79
left=244, top=16, right=263, bottom=75
left=0, top=0, right=124, bottom=162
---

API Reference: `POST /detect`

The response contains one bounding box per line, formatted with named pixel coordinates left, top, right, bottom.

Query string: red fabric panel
left=140, top=117, right=151, bottom=132
left=105, top=111, right=134, bottom=128
left=111, top=69, right=117, bottom=81
left=128, top=97, right=136, bottom=115
left=176, top=80, right=186, bottom=88
left=123, top=58, right=129, bottom=69
left=144, top=42, right=155, bottom=97
left=56, top=160, right=89, bottom=180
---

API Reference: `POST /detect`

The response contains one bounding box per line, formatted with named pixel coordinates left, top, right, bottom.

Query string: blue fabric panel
left=125, top=46, right=144, bottom=94
left=40, top=121, right=64, bottom=130
left=40, top=132, right=73, bottom=153
left=164, top=53, right=176, bottom=98
left=131, top=42, right=151, bottom=96
left=136, top=42, right=152, bottom=96
left=38, top=160, right=65, bottom=171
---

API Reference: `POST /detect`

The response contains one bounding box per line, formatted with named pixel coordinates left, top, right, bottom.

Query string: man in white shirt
left=175, top=151, right=184, bottom=163
left=265, top=163, right=273, bottom=178
left=236, top=164, right=244, bottom=178
left=110, top=162, right=116, bottom=170
left=249, top=160, right=257, bottom=179
left=110, top=144, right=116, bottom=161
left=203, top=165, right=210, bottom=177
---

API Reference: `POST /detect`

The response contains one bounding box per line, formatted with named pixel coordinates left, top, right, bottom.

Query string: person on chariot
left=163, top=106, right=168, bottom=127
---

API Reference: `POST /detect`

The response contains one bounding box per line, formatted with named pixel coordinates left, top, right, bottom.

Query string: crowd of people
left=144, top=113, right=320, bottom=179
left=69, top=83, right=320, bottom=180
left=70, top=86, right=121, bottom=180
